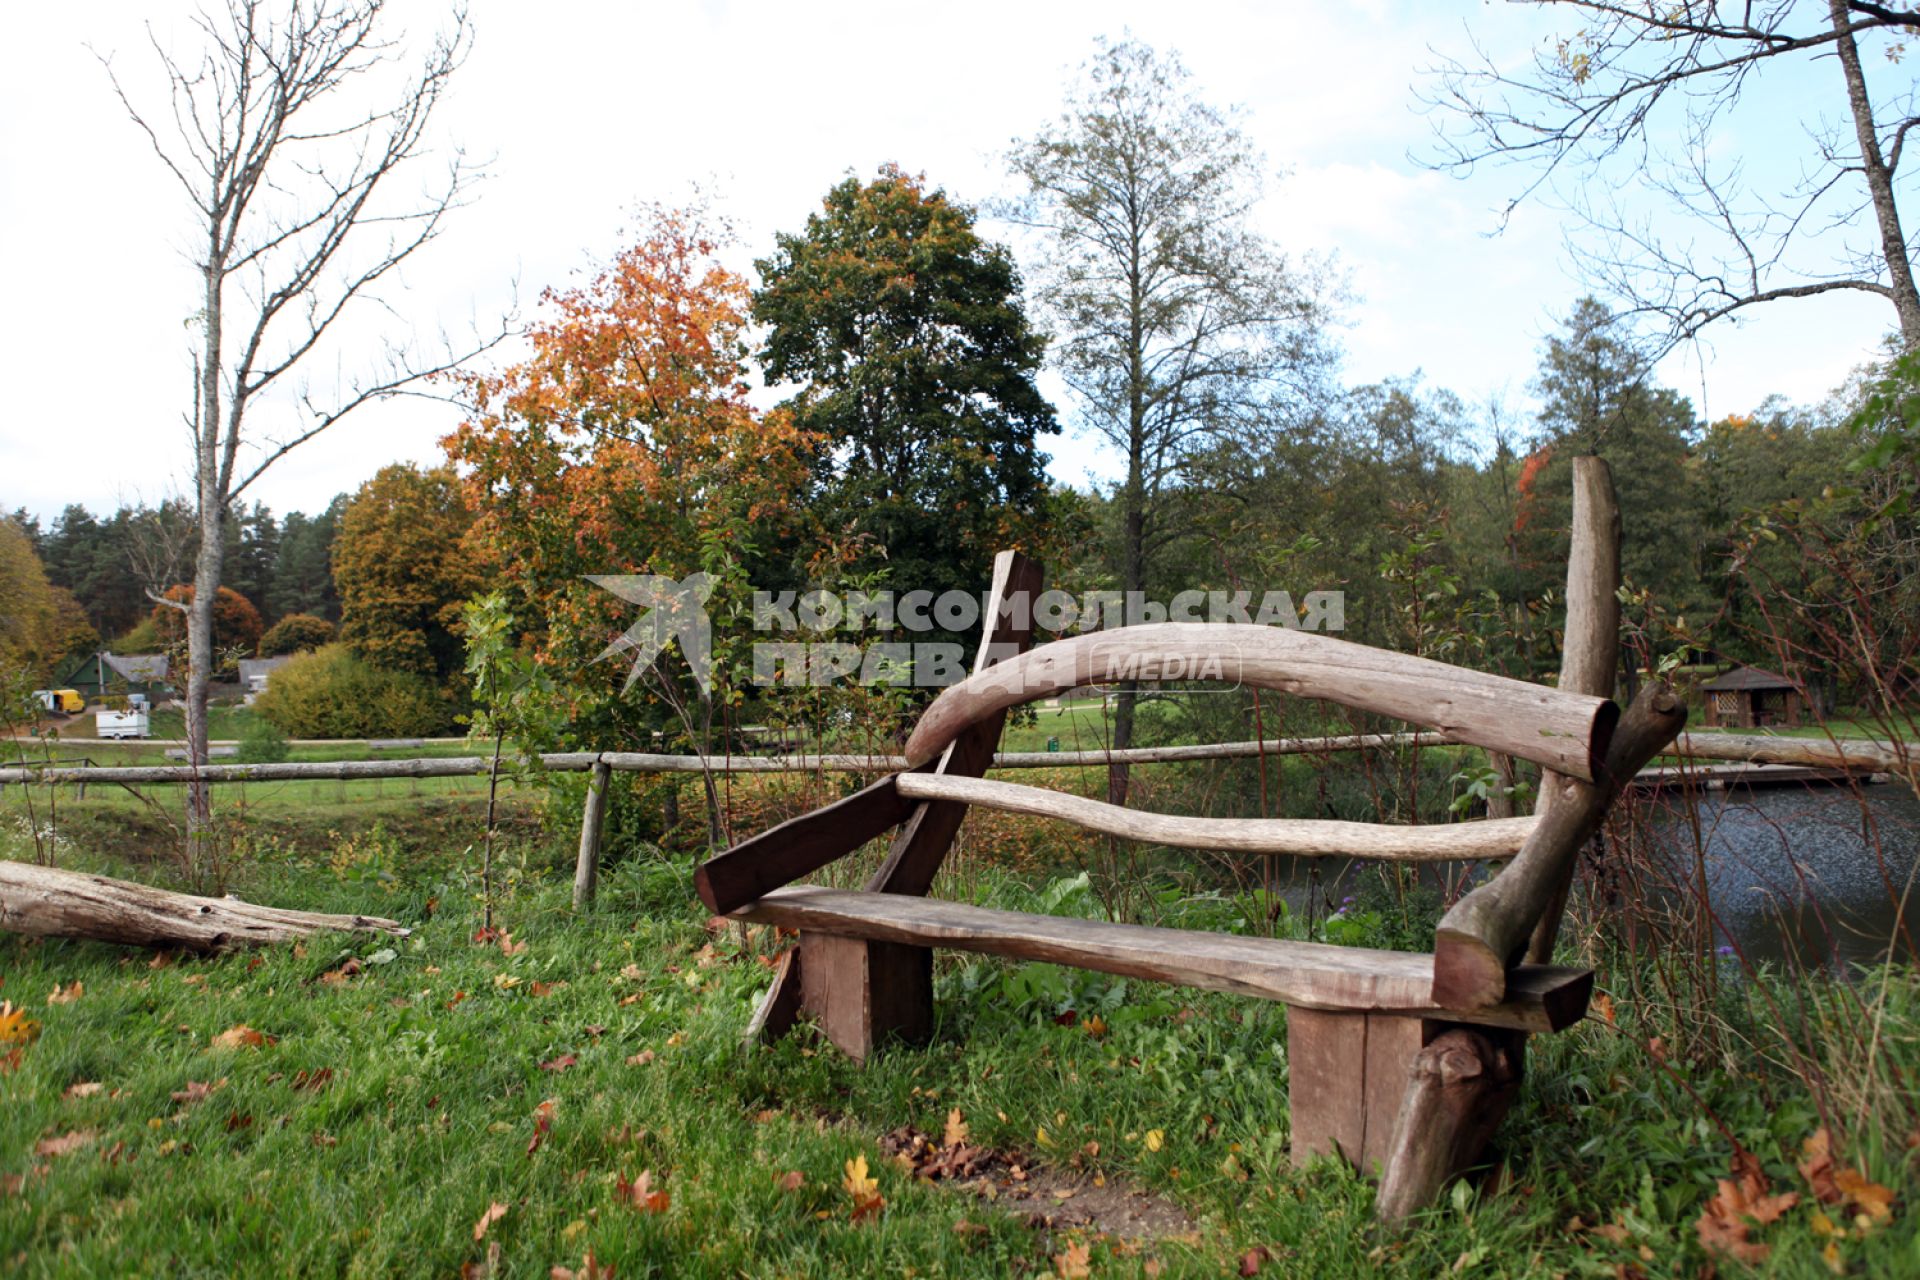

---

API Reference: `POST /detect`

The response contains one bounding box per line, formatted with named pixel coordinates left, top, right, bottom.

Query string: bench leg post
left=798, top=933, right=932, bottom=1062
left=1375, top=1026, right=1525, bottom=1224
left=1287, top=1009, right=1426, bottom=1173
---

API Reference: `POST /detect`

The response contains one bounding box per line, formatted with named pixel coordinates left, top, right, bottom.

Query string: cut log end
left=1586, top=698, right=1622, bottom=783
left=1429, top=932, right=1508, bottom=1011
left=692, top=865, right=720, bottom=914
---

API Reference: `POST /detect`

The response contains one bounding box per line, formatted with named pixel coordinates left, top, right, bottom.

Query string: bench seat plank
left=734, top=887, right=1591, bottom=1034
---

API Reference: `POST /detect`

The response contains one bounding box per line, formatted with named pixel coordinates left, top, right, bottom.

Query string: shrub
left=258, top=613, right=335, bottom=657
left=253, top=644, right=454, bottom=738
left=235, top=714, right=290, bottom=763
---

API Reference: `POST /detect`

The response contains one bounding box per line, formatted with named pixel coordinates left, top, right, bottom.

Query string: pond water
left=1644, top=780, right=1920, bottom=971
left=1259, top=778, right=1920, bottom=972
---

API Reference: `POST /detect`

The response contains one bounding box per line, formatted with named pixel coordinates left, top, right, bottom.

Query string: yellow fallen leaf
left=62, top=1082, right=103, bottom=1099
left=843, top=1153, right=885, bottom=1221
left=1145, top=1129, right=1164, bottom=1152
left=0, top=1001, right=41, bottom=1044
left=46, top=982, right=83, bottom=1006
left=944, top=1107, right=969, bottom=1147
left=1055, top=1240, right=1092, bottom=1278
left=1036, top=1126, right=1054, bottom=1149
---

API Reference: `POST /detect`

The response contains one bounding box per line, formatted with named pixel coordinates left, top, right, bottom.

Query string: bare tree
left=1007, top=36, right=1337, bottom=805
left=1423, top=1, right=1920, bottom=350
left=98, top=0, right=497, bottom=838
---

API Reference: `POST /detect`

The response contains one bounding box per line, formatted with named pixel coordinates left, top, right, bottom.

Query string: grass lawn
left=3, top=826, right=1918, bottom=1278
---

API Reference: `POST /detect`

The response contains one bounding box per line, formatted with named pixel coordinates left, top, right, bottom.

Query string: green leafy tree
left=269, top=497, right=348, bottom=623
left=755, top=165, right=1057, bottom=601
left=1516, top=299, right=1703, bottom=677
left=1008, top=37, right=1337, bottom=802
left=333, top=465, right=480, bottom=681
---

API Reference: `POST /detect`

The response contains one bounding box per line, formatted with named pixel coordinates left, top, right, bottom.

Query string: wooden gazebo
left=1701, top=665, right=1803, bottom=729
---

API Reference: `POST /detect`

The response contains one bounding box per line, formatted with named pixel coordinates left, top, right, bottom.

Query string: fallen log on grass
left=0, top=861, right=409, bottom=953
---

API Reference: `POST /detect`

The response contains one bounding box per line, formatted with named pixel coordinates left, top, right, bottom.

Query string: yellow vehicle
left=33, top=689, right=85, bottom=715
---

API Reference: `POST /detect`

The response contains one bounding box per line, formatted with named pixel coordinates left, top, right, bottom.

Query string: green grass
left=3, top=829, right=1918, bottom=1277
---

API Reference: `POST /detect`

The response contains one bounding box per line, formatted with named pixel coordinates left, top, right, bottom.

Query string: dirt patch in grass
left=879, top=1123, right=1196, bottom=1241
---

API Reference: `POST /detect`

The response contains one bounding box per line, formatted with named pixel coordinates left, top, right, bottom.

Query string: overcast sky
left=1, top=0, right=1902, bottom=525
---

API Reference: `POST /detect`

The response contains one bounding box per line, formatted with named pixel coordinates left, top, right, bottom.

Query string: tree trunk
left=187, top=251, right=225, bottom=849
left=1831, top=0, right=1920, bottom=348
left=0, top=860, right=408, bottom=953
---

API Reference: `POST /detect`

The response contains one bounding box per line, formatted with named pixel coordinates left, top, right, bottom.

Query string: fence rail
left=0, top=729, right=1904, bottom=787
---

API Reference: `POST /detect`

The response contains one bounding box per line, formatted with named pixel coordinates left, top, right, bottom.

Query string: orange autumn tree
left=445, top=208, right=817, bottom=806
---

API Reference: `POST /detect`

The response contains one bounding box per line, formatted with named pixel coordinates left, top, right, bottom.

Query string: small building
left=57, top=652, right=174, bottom=703
left=237, top=656, right=290, bottom=696
left=1701, top=665, right=1804, bottom=729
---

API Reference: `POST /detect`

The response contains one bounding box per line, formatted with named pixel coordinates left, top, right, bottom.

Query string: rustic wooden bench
left=694, top=457, right=1685, bottom=1220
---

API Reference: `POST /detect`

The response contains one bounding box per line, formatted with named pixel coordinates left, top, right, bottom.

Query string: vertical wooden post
left=798, top=932, right=932, bottom=1061
left=1527, top=456, right=1621, bottom=964
left=573, top=758, right=612, bottom=911
left=1375, top=1027, right=1524, bottom=1224
left=1288, top=1009, right=1426, bottom=1173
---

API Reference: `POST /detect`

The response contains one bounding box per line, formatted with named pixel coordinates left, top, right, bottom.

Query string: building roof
left=1701, top=665, right=1800, bottom=692
left=238, top=656, right=291, bottom=682
left=65, top=652, right=171, bottom=685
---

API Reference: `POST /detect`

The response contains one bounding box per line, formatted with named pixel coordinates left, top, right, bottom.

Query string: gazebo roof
left=1701, top=665, right=1800, bottom=693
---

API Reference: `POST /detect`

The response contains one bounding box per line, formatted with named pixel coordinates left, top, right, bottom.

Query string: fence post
left=573, top=758, right=612, bottom=910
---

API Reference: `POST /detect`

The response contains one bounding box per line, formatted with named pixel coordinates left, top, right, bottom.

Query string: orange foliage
left=152, top=584, right=264, bottom=657
left=444, top=207, right=816, bottom=704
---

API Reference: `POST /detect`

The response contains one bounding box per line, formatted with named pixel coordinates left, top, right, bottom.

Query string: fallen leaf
left=540, top=1055, right=578, bottom=1073
left=171, top=1078, right=228, bottom=1106
left=1145, top=1129, right=1164, bottom=1152
left=1055, top=1240, right=1092, bottom=1278
left=0, top=1001, right=41, bottom=1044
left=290, top=1067, right=334, bottom=1092
left=34, top=1130, right=94, bottom=1157
left=473, top=1200, right=509, bottom=1241
left=1800, top=1127, right=1896, bottom=1224
left=1696, top=1159, right=1797, bottom=1264
left=944, top=1107, right=969, bottom=1148
left=461, top=1240, right=502, bottom=1280
left=549, top=1252, right=613, bottom=1280
left=775, top=1170, right=804, bottom=1193
left=1591, top=992, right=1616, bottom=1024
left=62, top=1082, right=103, bottom=1100
left=210, top=1025, right=271, bottom=1052
left=528, top=1099, right=556, bottom=1156
left=843, top=1154, right=885, bottom=1221
left=1084, top=1014, right=1108, bottom=1038
left=1239, top=1245, right=1272, bottom=1276
left=45, top=982, right=83, bottom=1005
left=1835, top=1167, right=1895, bottom=1225
left=615, top=1169, right=670, bottom=1213
left=625, top=1050, right=655, bottom=1066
